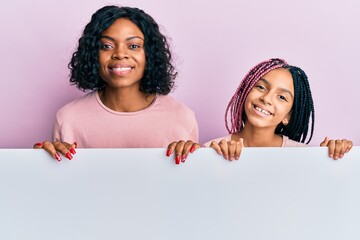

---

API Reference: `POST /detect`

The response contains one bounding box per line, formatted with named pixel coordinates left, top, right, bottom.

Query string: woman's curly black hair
left=68, top=5, right=177, bottom=94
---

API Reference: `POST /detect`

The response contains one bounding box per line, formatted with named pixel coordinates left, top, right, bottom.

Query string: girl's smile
left=253, top=104, right=272, bottom=116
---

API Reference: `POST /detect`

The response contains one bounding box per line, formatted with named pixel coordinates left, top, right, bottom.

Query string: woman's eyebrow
left=100, top=36, right=115, bottom=41
left=100, top=35, right=144, bottom=41
left=126, top=36, right=144, bottom=41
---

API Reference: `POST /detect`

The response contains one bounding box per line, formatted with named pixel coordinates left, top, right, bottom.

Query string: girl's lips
left=253, top=104, right=272, bottom=116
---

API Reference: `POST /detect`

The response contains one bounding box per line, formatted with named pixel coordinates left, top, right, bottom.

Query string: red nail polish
left=65, top=152, right=73, bottom=160
left=181, top=154, right=187, bottom=163
left=175, top=155, right=180, bottom=165
left=70, top=148, right=76, bottom=154
left=190, top=146, right=195, bottom=153
left=55, top=153, right=61, bottom=161
left=36, top=142, right=43, bottom=147
left=166, top=149, right=172, bottom=157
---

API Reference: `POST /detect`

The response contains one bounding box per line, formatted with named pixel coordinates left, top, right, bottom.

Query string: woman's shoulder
left=281, top=135, right=308, bottom=147
left=56, top=91, right=97, bottom=117
left=156, top=95, right=195, bottom=114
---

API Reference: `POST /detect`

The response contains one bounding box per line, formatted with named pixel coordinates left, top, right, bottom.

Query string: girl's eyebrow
left=100, top=35, right=144, bottom=41
left=258, top=78, right=294, bottom=98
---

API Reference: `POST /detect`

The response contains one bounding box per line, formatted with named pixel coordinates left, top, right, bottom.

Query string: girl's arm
left=209, top=138, right=245, bottom=161
left=320, top=137, right=353, bottom=160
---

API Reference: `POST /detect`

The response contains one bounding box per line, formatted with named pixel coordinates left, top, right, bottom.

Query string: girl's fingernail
left=175, top=155, right=180, bottom=165
left=36, top=142, right=43, bottom=147
left=70, top=148, right=76, bottom=154
left=181, top=154, right=187, bottom=163
left=166, top=149, right=172, bottom=157
left=65, top=152, right=73, bottom=160
left=55, top=153, right=62, bottom=161
left=190, top=146, right=195, bottom=153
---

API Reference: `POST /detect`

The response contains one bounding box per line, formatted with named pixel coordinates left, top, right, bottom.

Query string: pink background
left=1, top=0, right=359, bottom=148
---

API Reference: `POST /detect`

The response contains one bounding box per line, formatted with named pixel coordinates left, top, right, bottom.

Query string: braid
left=225, top=58, right=287, bottom=133
left=275, top=66, right=315, bottom=143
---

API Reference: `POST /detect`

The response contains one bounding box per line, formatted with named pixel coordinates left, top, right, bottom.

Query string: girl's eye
left=256, top=85, right=266, bottom=91
left=278, top=95, right=287, bottom=101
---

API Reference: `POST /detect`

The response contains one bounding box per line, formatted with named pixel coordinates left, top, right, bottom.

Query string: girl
left=167, top=58, right=352, bottom=164
left=35, top=5, right=198, bottom=161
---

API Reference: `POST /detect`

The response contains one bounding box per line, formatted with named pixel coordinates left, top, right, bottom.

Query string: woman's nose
left=112, top=46, right=129, bottom=60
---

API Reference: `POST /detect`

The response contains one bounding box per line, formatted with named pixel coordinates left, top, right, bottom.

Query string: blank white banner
left=0, top=147, right=359, bottom=240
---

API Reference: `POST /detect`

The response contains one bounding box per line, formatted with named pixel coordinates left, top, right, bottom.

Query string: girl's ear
left=282, top=113, right=291, bottom=126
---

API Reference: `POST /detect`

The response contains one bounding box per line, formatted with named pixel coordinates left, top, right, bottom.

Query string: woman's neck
left=98, top=86, right=156, bottom=112
left=232, top=125, right=283, bottom=147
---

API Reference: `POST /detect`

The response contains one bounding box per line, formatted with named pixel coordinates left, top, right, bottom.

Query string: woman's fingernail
left=181, top=154, right=187, bottom=163
left=36, top=142, right=43, bottom=147
left=70, top=147, right=76, bottom=154
left=175, top=155, right=180, bottom=165
left=55, top=153, right=62, bottom=161
left=190, top=146, right=195, bottom=153
left=65, top=152, right=73, bottom=160
left=166, top=149, right=172, bottom=157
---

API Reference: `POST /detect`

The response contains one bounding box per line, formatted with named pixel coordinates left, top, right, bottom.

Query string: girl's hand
left=33, top=141, right=77, bottom=162
left=166, top=140, right=201, bottom=164
left=320, top=137, right=353, bottom=160
left=210, top=138, right=244, bottom=161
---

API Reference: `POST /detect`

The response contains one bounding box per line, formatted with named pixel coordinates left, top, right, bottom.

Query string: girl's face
left=244, top=68, right=294, bottom=130
left=98, top=18, right=146, bottom=90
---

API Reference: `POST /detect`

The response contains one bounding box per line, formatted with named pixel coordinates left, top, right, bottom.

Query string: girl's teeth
left=255, top=106, right=270, bottom=115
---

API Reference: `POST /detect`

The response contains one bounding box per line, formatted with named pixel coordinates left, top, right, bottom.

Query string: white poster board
left=0, top=147, right=359, bottom=240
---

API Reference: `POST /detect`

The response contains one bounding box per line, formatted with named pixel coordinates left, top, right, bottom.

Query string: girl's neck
left=98, top=86, right=156, bottom=112
left=232, top=125, right=283, bottom=147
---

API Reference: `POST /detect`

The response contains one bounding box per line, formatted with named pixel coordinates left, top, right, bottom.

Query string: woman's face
left=98, top=18, right=146, bottom=90
left=244, top=68, right=295, bottom=130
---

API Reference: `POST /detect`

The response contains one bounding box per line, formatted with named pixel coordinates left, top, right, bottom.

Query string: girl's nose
left=260, top=93, right=273, bottom=105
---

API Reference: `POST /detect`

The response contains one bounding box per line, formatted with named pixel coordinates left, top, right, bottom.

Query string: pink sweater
left=203, top=134, right=307, bottom=147
left=53, top=91, right=198, bottom=148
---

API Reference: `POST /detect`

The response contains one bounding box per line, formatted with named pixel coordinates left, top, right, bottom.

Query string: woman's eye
left=100, top=43, right=113, bottom=49
left=129, top=44, right=140, bottom=49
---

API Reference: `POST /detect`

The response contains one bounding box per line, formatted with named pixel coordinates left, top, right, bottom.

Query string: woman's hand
left=166, top=140, right=201, bottom=164
left=320, top=137, right=353, bottom=160
left=210, top=138, right=244, bottom=161
left=33, top=141, right=77, bottom=161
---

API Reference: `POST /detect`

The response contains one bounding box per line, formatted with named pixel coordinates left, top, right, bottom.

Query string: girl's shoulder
left=281, top=135, right=308, bottom=147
